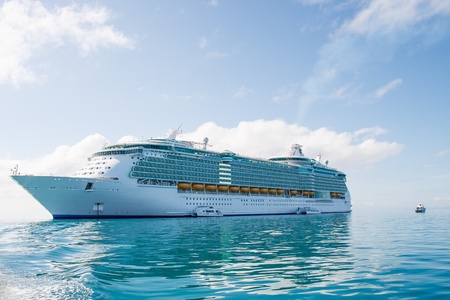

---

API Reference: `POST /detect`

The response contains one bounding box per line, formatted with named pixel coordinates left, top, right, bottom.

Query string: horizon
left=1, top=0, right=450, bottom=219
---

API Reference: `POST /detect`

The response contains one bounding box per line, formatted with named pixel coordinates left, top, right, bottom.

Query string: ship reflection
left=75, top=214, right=353, bottom=296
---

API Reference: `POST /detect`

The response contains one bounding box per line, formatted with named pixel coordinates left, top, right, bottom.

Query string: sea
left=1, top=207, right=449, bottom=299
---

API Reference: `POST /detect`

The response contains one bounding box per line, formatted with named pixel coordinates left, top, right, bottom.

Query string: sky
left=1, top=0, right=450, bottom=220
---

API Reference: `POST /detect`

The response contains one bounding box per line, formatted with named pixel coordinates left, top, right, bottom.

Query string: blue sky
left=1, top=0, right=450, bottom=219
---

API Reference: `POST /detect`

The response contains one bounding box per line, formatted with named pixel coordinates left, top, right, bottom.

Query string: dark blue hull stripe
left=52, top=211, right=351, bottom=219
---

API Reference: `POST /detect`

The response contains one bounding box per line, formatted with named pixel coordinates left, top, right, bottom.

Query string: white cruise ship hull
left=12, top=175, right=352, bottom=218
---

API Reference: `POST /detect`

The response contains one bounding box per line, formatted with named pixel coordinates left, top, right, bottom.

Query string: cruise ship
left=11, top=130, right=351, bottom=218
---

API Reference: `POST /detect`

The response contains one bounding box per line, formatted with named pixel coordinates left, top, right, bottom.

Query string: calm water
left=1, top=207, right=449, bottom=299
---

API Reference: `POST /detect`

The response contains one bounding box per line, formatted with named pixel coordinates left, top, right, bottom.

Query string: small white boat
left=415, top=203, right=426, bottom=213
left=191, top=206, right=223, bottom=217
left=297, top=207, right=321, bottom=215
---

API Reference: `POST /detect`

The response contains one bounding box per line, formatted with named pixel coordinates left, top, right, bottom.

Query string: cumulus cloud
left=2, top=120, right=402, bottom=178
left=10, top=134, right=109, bottom=176
left=297, top=0, right=450, bottom=115
left=0, top=0, right=133, bottom=87
left=0, top=120, right=404, bottom=219
left=181, top=119, right=403, bottom=170
left=0, top=133, right=109, bottom=219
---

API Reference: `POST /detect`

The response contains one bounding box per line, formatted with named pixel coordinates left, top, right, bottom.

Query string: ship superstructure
left=11, top=132, right=351, bottom=218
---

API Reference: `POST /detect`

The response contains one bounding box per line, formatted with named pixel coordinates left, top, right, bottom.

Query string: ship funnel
left=167, top=124, right=182, bottom=139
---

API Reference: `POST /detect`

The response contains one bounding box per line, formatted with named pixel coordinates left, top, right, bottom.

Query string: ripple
left=1, top=210, right=450, bottom=298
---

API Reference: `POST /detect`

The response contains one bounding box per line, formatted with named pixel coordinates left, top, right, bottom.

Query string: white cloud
left=233, top=85, right=252, bottom=98
left=14, top=134, right=109, bottom=176
left=205, top=51, right=228, bottom=59
left=0, top=133, right=109, bottom=220
left=340, top=0, right=450, bottom=36
left=1, top=120, right=403, bottom=219
left=198, top=36, right=208, bottom=49
left=272, top=83, right=299, bottom=103
left=116, top=135, right=140, bottom=144
left=182, top=119, right=403, bottom=170
left=208, top=0, right=219, bottom=7
left=297, top=0, right=334, bottom=5
left=0, top=0, right=133, bottom=87
left=436, top=149, right=450, bottom=157
left=373, top=78, right=403, bottom=98
left=298, top=0, right=450, bottom=114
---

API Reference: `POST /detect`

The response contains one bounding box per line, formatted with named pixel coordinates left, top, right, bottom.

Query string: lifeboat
left=192, top=184, right=205, bottom=191
left=277, top=189, right=284, bottom=195
left=302, top=191, right=309, bottom=196
left=250, top=187, right=259, bottom=193
left=268, top=188, right=277, bottom=194
left=178, top=182, right=191, bottom=190
left=240, top=187, right=250, bottom=193
left=309, top=191, right=315, bottom=197
left=335, top=193, right=341, bottom=198
left=290, top=190, right=298, bottom=195
left=229, top=186, right=240, bottom=193
left=259, top=188, right=268, bottom=194
left=218, top=185, right=229, bottom=192
left=205, top=184, right=217, bottom=191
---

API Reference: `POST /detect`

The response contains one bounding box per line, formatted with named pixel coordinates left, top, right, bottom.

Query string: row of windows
left=130, top=168, right=344, bottom=191
left=112, top=148, right=347, bottom=192
left=144, top=155, right=219, bottom=167
left=135, top=163, right=217, bottom=176
left=93, top=149, right=142, bottom=157
left=131, top=172, right=219, bottom=183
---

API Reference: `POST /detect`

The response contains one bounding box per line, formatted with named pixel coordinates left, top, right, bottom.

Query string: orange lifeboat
left=268, top=188, right=277, bottom=194
left=205, top=184, right=217, bottom=191
left=250, top=187, right=259, bottom=193
left=229, top=186, right=240, bottom=193
left=309, top=191, right=315, bottom=197
left=302, top=191, right=309, bottom=196
left=240, top=187, right=250, bottom=193
left=290, top=190, right=298, bottom=195
left=259, top=188, right=268, bottom=194
left=192, top=184, right=205, bottom=191
left=277, top=189, right=284, bottom=195
left=178, top=182, right=191, bottom=190
left=218, top=185, right=229, bottom=192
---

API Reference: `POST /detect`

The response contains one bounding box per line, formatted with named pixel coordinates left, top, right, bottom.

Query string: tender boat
left=415, top=203, right=426, bottom=213
left=297, top=207, right=321, bottom=215
left=191, top=206, right=223, bottom=217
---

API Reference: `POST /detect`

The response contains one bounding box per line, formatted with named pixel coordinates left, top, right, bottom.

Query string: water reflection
left=90, top=214, right=351, bottom=297
left=1, top=214, right=352, bottom=298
